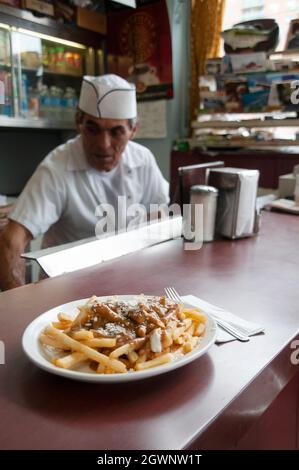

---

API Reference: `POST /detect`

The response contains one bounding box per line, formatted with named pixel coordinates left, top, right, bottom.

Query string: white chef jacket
left=9, top=135, right=169, bottom=247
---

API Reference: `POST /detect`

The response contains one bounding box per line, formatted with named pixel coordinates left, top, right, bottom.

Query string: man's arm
left=0, top=220, right=33, bottom=291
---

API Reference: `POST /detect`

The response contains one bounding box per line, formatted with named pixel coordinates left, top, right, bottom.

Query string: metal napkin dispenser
left=207, top=167, right=259, bottom=239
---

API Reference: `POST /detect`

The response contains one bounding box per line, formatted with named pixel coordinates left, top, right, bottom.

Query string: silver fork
left=164, top=287, right=250, bottom=342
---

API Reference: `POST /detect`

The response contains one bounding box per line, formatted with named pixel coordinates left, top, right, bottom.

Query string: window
left=242, top=7, right=264, bottom=21
left=222, top=0, right=299, bottom=51
left=242, top=0, right=264, bottom=7
left=288, top=0, right=297, bottom=8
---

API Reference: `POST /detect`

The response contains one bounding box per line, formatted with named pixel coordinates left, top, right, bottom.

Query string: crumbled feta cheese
left=150, top=328, right=162, bottom=353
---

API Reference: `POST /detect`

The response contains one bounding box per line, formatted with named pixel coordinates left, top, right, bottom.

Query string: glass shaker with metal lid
left=190, top=185, right=218, bottom=242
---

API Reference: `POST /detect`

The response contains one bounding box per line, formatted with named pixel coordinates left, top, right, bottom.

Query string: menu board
left=135, top=100, right=167, bottom=138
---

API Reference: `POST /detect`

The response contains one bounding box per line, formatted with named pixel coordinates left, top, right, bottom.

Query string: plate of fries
left=22, top=295, right=217, bottom=383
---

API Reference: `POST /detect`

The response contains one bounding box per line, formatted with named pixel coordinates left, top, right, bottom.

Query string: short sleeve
left=141, top=150, right=170, bottom=210
left=9, top=164, right=66, bottom=239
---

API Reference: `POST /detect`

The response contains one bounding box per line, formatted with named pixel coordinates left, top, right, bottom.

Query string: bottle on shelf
left=39, top=84, right=78, bottom=121
left=28, top=87, right=39, bottom=118
left=20, top=73, right=29, bottom=118
left=0, top=30, right=10, bottom=67
left=61, top=87, right=77, bottom=121
left=39, top=85, right=51, bottom=119
left=49, top=86, right=62, bottom=120
left=0, top=71, right=13, bottom=117
left=0, top=80, right=4, bottom=111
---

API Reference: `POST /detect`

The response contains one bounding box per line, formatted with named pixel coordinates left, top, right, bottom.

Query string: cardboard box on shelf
left=22, top=0, right=54, bottom=17
left=76, top=6, right=106, bottom=35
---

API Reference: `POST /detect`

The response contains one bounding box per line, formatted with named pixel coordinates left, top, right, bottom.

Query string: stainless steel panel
left=22, top=216, right=183, bottom=277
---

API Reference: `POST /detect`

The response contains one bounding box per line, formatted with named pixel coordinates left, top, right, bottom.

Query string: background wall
left=0, top=0, right=190, bottom=195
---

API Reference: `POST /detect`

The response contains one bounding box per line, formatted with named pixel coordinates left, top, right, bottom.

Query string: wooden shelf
left=192, top=119, right=299, bottom=129
left=0, top=4, right=105, bottom=48
left=205, top=68, right=299, bottom=77
left=186, top=138, right=299, bottom=149
left=22, top=67, right=82, bottom=78
left=270, top=49, right=299, bottom=57
left=0, top=116, right=75, bottom=130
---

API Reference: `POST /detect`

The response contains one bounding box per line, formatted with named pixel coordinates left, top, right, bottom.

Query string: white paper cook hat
left=78, top=74, right=137, bottom=119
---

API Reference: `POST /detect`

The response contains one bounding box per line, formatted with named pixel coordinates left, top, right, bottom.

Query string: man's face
left=78, top=113, right=136, bottom=172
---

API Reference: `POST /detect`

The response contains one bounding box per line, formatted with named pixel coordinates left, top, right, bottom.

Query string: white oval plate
left=22, top=295, right=217, bottom=383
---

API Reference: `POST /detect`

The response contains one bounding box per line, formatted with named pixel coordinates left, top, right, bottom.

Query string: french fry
left=96, top=363, right=106, bottom=374
left=135, top=347, right=147, bottom=364
left=57, top=313, right=73, bottom=323
left=135, top=353, right=173, bottom=370
left=128, top=350, right=139, bottom=364
left=173, top=325, right=186, bottom=340
left=85, top=295, right=98, bottom=305
left=70, top=330, right=94, bottom=341
left=51, top=321, right=69, bottom=330
left=184, top=309, right=207, bottom=323
left=185, top=323, right=195, bottom=336
left=109, top=343, right=131, bottom=359
left=53, top=352, right=86, bottom=369
left=161, top=330, right=173, bottom=349
left=82, top=338, right=116, bottom=348
left=45, top=326, right=126, bottom=373
left=183, top=318, right=193, bottom=329
left=183, top=337, right=198, bottom=353
left=39, top=333, right=69, bottom=350
left=71, top=306, right=91, bottom=328
left=174, top=336, right=184, bottom=345
left=177, top=306, right=186, bottom=320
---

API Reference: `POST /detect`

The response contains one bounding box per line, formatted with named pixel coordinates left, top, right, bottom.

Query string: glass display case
left=0, top=5, right=105, bottom=129
left=0, top=23, right=13, bottom=117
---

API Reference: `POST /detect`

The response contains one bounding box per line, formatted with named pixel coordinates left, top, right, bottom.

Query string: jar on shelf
left=73, top=53, right=82, bottom=75
left=65, top=51, right=75, bottom=73
left=28, top=87, right=39, bottom=118
left=48, top=47, right=56, bottom=71
left=55, top=47, right=66, bottom=73
left=42, top=44, right=49, bottom=69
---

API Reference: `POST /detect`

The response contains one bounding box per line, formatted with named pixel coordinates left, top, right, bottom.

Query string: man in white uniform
left=0, top=74, right=169, bottom=290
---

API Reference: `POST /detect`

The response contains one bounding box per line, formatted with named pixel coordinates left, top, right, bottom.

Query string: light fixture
left=111, top=0, right=136, bottom=7
left=0, top=23, right=11, bottom=30
left=16, top=28, right=86, bottom=50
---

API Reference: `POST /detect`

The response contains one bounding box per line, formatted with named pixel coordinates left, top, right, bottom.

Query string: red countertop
left=0, top=211, right=298, bottom=450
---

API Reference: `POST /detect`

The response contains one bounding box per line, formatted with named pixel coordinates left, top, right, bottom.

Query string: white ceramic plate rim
left=22, top=295, right=217, bottom=383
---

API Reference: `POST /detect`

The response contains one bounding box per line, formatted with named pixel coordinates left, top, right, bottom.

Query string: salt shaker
left=190, top=185, right=218, bottom=242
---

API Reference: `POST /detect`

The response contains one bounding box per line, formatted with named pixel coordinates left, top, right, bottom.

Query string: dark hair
left=76, top=109, right=137, bottom=129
